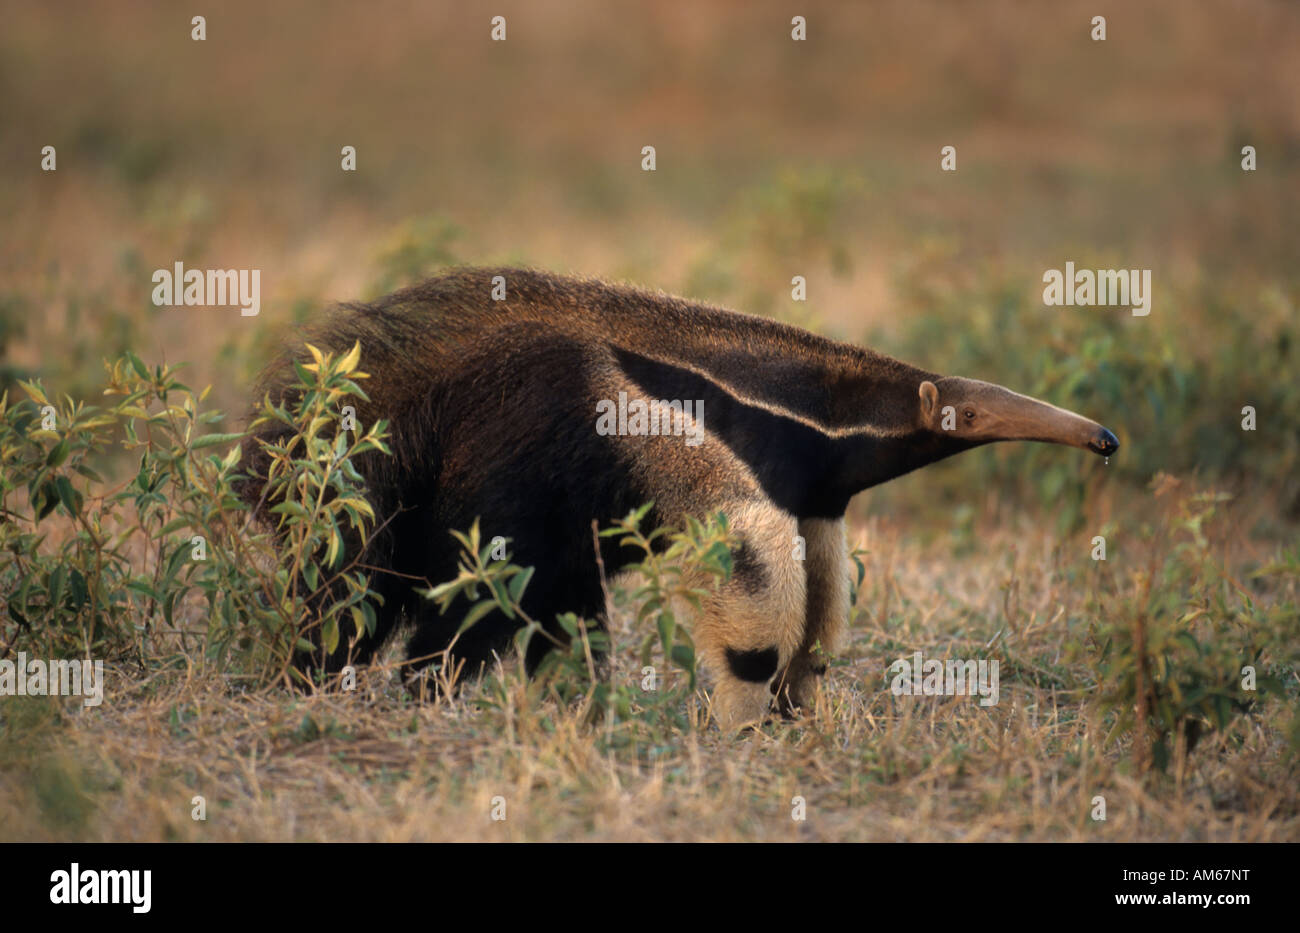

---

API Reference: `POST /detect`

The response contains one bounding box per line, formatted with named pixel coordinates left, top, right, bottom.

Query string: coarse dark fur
left=239, top=267, right=1117, bottom=726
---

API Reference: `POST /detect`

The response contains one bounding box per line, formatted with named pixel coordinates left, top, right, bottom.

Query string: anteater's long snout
left=967, top=379, right=1120, bottom=458
left=1022, top=399, right=1120, bottom=458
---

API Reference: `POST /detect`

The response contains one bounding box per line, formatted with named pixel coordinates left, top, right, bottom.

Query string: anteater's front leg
left=771, top=517, right=850, bottom=716
left=695, top=499, right=808, bottom=731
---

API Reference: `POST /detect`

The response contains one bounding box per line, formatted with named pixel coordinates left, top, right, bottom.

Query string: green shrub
left=0, top=345, right=387, bottom=686
left=241, top=341, right=391, bottom=682
left=1081, top=479, right=1298, bottom=772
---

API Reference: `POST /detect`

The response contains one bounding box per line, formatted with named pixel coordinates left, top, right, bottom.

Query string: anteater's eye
left=963, top=409, right=976, bottom=421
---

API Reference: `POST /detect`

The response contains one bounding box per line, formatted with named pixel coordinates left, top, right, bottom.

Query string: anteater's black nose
left=1088, top=427, right=1119, bottom=457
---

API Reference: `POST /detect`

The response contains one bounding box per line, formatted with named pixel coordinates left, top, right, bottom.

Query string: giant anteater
left=239, top=267, right=1118, bottom=728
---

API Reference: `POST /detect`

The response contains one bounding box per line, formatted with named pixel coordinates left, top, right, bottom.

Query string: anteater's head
left=917, top=377, right=1119, bottom=457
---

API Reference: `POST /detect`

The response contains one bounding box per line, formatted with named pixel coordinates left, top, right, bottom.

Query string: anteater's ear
left=918, top=381, right=940, bottom=422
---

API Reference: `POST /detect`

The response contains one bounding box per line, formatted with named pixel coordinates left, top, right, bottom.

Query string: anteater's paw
left=770, top=680, right=815, bottom=720
left=770, top=695, right=806, bottom=721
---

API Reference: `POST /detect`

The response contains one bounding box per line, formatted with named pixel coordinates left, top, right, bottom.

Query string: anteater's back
left=245, top=267, right=914, bottom=469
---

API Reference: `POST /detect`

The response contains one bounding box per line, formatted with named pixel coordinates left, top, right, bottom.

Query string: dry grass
left=3, top=517, right=1293, bottom=843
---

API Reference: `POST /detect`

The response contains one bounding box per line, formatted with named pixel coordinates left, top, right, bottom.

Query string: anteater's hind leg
left=771, top=517, right=850, bottom=717
left=695, top=499, right=808, bottom=731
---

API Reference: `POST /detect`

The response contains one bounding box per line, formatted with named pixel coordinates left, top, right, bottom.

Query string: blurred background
left=2, top=0, right=1297, bottom=535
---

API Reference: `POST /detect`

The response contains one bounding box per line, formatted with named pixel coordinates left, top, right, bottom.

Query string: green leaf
left=488, top=578, right=516, bottom=619
left=671, top=642, right=696, bottom=676
left=125, top=579, right=160, bottom=602
left=46, top=438, right=70, bottom=467
left=159, top=517, right=192, bottom=536
left=68, top=569, right=88, bottom=611
left=125, top=351, right=149, bottom=380
left=423, top=579, right=464, bottom=604
left=507, top=566, right=534, bottom=604
left=322, top=617, right=340, bottom=655
left=35, top=482, right=59, bottom=521
left=164, top=542, right=190, bottom=581
left=270, top=501, right=310, bottom=520
left=73, top=464, right=104, bottom=483
left=657, top=611, right=676, bottom=653
left=191, top=432, right=245, bottom=449
left=54, top=475, right=80, bottom=516
left=458, top=599, right=498, bottom=633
